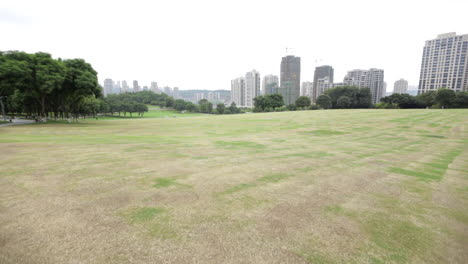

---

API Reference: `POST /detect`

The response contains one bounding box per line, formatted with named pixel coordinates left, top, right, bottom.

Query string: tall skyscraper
left=280, top=55, right=301, bottom=105
left=164, top=86, right=172, bottom=96
left=418, top=32, right=468, bottom=94
left=312, top=65, right=334, bottom=102
left=121, top=81, right=129, bottom=93
left=150, top=82, right=160, bottom=93
left=173, top=87, right=180, bottom=99
left=103, top=79, right=113, bottom=97
left=231, top=77, right=245, bottom=107
left=244, top=70, right=260, bottom=108
left=394, top=79, right=408, bottom=94
left=133, top=80, right=140, bottom=92
left=262, top=74, right=279, bottom=95
left=343, top=68, right=385, bottom=104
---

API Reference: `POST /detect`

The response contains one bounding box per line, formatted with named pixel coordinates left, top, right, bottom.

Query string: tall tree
left=295, top=96, right=311, bottom=108
left=316, top=95, right=332, bottom=109
left=435, top=88, right=456, bottom=108
left=216, top=103, right=225, bottom=114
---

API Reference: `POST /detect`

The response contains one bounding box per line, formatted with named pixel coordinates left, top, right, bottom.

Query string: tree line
left=378, top=88, right=468, bottom=109
left=252, top=86, right=373, bottom=112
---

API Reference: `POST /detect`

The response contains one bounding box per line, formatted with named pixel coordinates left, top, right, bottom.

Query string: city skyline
left=2, top=1, right=467, bottom=92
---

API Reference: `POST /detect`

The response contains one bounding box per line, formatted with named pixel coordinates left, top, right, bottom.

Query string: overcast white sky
left=1, top=0, right=467, bottom=91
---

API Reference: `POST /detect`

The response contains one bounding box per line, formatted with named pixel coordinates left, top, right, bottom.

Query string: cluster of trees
left=104, top=94, right=149, bottom=117
left=316, top=86, right=372, bottom=109
left=0, top=51, right=103, bottom=120
left=199, top=99, right=242, bottom=115
left=379, top=88, right=468, bottom=109
left=251, top=86, right=372, bottom=112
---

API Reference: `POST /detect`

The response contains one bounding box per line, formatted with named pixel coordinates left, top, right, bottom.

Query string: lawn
left=0, top=109, right=467, bottom=263
left=98, top=106, right=204, bottom=120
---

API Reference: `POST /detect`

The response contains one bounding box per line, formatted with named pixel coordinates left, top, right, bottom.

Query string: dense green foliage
left=0, top=51, right=101, bottom=119
left=379, top=88, right=468, bottom=109
left=324, top=86, right=372, bottom=109
left=295, top=96, right=311, bottom=109
left=253, top=94, right=284, bottom=112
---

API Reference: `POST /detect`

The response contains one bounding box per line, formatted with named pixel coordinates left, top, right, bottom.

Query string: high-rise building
left=262, top=75, right=279, bottom=95
left=231, top=77, right=245, bottom=107
left=312, top=65, right=334, bottom=102
left=195, top=93, right=205, bottom=102
left=315, top=77, right=333, bottom=102
left=121, top=81, right=129, bottom=93
left=418, top=32, right=468, bottom=94
left=164, top=86, right=172, bottom=96
left=244, top=70, right=260, bottom=108
left=150, top=82, right=160, bottom=93
left=103, top=79, right=113, bottom=97
left=133, top=80, right=140, bottom=92
left=394, top=79, right=408, bottom=94
left=143, top=86, right=148, bottom=91
left=173, top=87, right=179, bottom=99
left=301, top=82, right=313, bottom=97
left=343, top=68, right=385, bottom=104
left=280, top=55, right=301, bottom=105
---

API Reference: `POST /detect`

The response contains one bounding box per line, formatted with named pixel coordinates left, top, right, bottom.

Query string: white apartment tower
left=418, top=32, right=468, bottom=93
left=316, top=77, right=333, bottom=102
left=393, top=79, right=408, bottom=94
left=343, top=68, right=385, bottom=104
left=244, top=70, right=261, bottom=107
left=231, top=77, right=245, bottom=107
left=103, top=79, right=113, bottom=97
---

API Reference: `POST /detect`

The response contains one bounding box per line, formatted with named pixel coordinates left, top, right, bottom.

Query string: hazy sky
left=2, top=0, right=467, bottom=91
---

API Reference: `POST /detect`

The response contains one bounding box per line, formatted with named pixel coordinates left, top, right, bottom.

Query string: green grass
left=125, top=207, right=167, bottom=222
left=1, top=109, right=467, bottom=263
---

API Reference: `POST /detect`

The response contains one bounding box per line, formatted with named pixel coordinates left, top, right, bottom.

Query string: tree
left=316, top=95, right=332, bottom=109
left=336, top=96, right=351, bottom=108
left=253, top=95, right=266, bottom=111
left=295, top=96, right=311, bottom=109
left=198, top=99, right=213, bottom=113
left=27, top=52, right=66, bottom=118
left=0, top=52, right=31, bottom=120
left=416, top=90, right=436, bottom=108
left=268, top=94, right=284, bottom=109
left=435, top=88, right=456, bottom=108
left=216, top=103, right=225, bottom=114
left=454, top=91, right=468, bottom=108
left=174, top=99, right=186, bottom=111
left=229, top=102, right=239, bottom=114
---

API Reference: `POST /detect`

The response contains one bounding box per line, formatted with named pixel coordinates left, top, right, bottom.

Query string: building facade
left=315, top=76, right=333, bottom=102
left=312, top=65, right=334, bottom=102
left=262, top=74, right=279, bottom=95
left=231, top=77, right=245, bottom=107
left=301, top=82, right=313, bottom=97
left=343, top=68, right=385, bottom=104
left=103, top=79, right=113, bottom=97
left=280, top=55, right=301, bottom=105
left=393, top=79, right=408, bottom=94
left=173, top=87, right=179, bottom=99
left=133, top=80, right=140, bottom=93
left=244, top=70, right=260, bottom=108
left=418, top=32, right=468, bottom=94
left=150, top=82, right=160, bottom=93
left=164, top=86, right=172, bottom=96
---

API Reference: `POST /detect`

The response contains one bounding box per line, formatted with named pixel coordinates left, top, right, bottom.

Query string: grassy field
left=99, top=106, right=204, bottom=120
left=0, top=109, right=467, bottom=263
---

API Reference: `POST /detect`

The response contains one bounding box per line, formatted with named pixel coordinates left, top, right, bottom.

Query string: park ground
left=0, top=109, right=467, bottom=263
